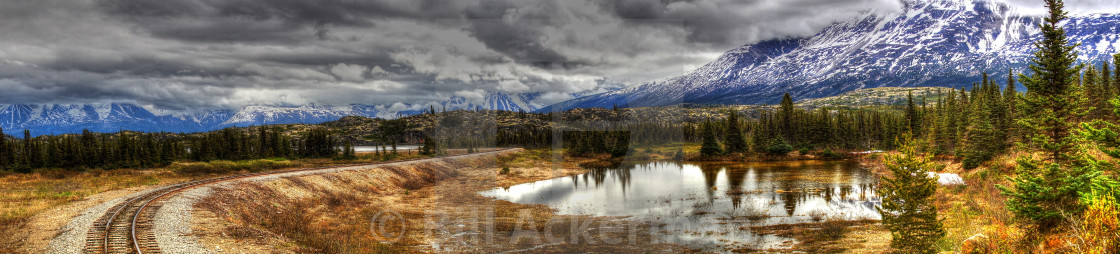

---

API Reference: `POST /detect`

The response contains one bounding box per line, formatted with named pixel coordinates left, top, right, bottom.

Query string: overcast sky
left=0, top=0, right=1116, bottom=113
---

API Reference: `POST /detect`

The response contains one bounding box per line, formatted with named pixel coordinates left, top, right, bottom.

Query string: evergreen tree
left=906, top=91, right=920, bottom=134
left=1004, top=70, right=1020, bottom=143
left=23, top=130, right=40, bottom=171
left=0, top=127, right=7, bottom=171
left=999, top=0, right=1099, bottom=230
left=419, top=135, right=433, bottom=155
left=879, top=135, right=945, bottom=253
left=342, top=140, right=356, bottom=159
left=723, top=110, right=748, bottom=154
left=1100, top=61, right=1113, bottom=104
left=700, top=119, right=722, bottom=156
left=959, top=79, right=1001, bottom=169
left=779, top=93, right=795, bottom=141
left=1084, top=66, right=1110, bottom=119
left=379, top=119, right=408, bottom=154
left=1114, top=54, right=1120, bottom=94
left=611, top=132, right=630, bottom=158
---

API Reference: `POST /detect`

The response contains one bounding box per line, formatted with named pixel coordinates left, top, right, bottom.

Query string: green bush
left=765, top=138, right=794, bottom=155
left=171, top=159, right=298, bottom=175
left=821, top=148, right=842, bottom=159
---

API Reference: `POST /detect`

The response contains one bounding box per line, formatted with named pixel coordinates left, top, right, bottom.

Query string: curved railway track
left=81, top=148, right=516, bottom=254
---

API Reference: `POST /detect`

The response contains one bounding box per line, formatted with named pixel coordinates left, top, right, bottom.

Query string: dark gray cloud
left=15, top=0, right=1102, bottom=113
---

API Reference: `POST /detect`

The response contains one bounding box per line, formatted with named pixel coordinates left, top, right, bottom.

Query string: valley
left=1, top=0, right=1119, bottom=253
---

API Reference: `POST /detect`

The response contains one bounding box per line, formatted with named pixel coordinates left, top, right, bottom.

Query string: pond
left=479, top=160, right=881, bottom=251
left=351, top=145, right=419, bottom=152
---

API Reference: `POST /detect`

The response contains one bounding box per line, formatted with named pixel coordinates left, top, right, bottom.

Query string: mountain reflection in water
left=480, top=160, right=881, bottom=251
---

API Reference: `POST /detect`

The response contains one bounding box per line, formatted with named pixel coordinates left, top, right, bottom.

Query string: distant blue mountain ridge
left=0, top=91, right=551, bottom=136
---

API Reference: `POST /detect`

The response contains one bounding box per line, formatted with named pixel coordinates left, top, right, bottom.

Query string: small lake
left=351, top=145, right=419, bottom=152
left=479, top=160, right=881, bottom=251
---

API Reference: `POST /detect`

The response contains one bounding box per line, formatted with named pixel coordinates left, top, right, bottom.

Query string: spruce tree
left=906, top=91, right=920, bottom=134
left=879, top=135, right=944, bottom=253
left=0, top=127, right=7, bottom=171
left=1101, top=61, right=1113, bottom=103
left=342, top=140, right=356, bottom=159
left=724, top=110, right=748, bottom=154
left=700, top=119, right=722, bottom=156
left=24, top=130, right=40, bottom=171
left=611, top=132, right=630, bottom=158
left=960, top=81, right=999, bottom=169
left=779, top=93, right=795, bottom=142
left=1114, top=54, right=1120, bottom=95
left=999, top=0, right=1099, bottom=230
left=1004, top=70, right=1020, bottom=143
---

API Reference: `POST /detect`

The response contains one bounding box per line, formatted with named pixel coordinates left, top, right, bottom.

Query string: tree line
left=0, top=126, right=349, bottom=173
left=695, top=93, right=912, bottom=157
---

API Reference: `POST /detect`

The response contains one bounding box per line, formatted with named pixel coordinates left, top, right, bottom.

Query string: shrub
left=1073, top=192, right=1120, bottom=252
left=818, top=217, right=849, bottom=240
left=171, top=159, right=299, bottom=175
left=765, top=138, right=794, bottom=155
left=821, top=148, right=842, bottom=159
left=1070, top=177, right=1120, bottom=252
left=500, top=167, right=511, bottom=175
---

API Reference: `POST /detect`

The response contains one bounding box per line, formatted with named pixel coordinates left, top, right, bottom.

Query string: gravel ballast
left=46, top=188, right=159, bottom=254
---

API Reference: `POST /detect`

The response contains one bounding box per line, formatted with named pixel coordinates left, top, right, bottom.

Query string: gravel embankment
left=52, top=148, right=522, bottom=254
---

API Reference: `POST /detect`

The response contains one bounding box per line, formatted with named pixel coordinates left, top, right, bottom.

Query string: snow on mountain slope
left=0, top=91, right=553, bottom=136
left=442, top=91, right=552, bottom=112
left=217, top=104, right=382, bottom=127
left=540, top=0, right=1120, bottom=112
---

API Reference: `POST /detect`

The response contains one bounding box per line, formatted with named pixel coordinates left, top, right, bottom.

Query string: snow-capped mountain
left=0, top=91, right=554, bottom=136
left=442, top=91, right=554, bottom=112
left=216, top=104, right=382, bottom=128
left=540, top=0, right=1120, bottom=111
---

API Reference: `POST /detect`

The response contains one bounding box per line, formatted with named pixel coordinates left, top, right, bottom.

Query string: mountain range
left=4, top=0, right=1119, bottom=136
left=0, top=90, right=552, bottom=136
left=540, top=0, right=1120, bottom=111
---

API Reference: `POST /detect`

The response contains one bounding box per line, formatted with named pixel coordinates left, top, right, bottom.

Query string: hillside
left=541, top=0, right=1120, bottom=111
left=797, top=87, right=957, bottom=108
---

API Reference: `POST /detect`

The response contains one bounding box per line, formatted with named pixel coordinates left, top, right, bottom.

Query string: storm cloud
left=0, top=0, right=1108, bottom=113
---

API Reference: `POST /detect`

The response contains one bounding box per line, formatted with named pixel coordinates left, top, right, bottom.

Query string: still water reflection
left=479, top=160, right=881, bottom=251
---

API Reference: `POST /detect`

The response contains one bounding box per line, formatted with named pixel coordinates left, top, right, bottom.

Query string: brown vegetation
left=0, top=152, right=427, bottom=253
left=745, top=219, right=889, bottom=253
left=191, top=149, right=693, bottom=253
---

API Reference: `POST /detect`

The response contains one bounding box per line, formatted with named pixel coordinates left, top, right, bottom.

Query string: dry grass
left=199, top=183, right=412, bottom=253
left=0, top=153, right=434, bottom=253
left=193, top=149, right=693, bottom=253
left=745, top=219, right=885, bottom=253
left=869, top=149, right=1120, bottom=253
left=0, top=169, right=182, bottom=221
left=169, top=159, right=301, bottom=175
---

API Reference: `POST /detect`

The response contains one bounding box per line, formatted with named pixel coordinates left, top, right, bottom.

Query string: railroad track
left=81, top=148, right=516, bottom=254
